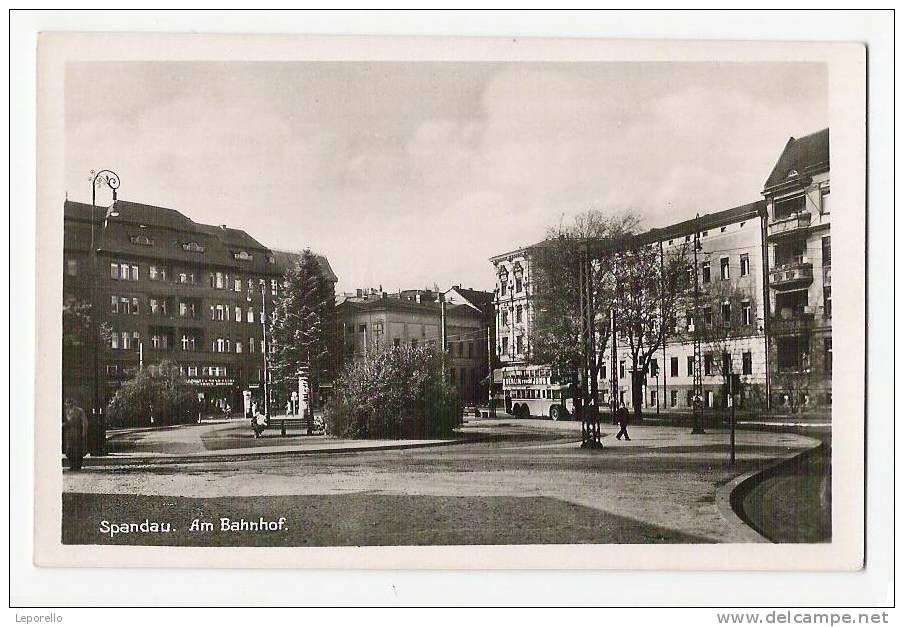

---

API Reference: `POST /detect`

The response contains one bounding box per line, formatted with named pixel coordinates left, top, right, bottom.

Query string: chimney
left=356, top=288, right=363, bottom=298
left=219, top=224, right=227, bottom=231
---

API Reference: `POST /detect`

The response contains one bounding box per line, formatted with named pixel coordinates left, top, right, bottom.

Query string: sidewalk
left=64, top=418, right=466, bottom=467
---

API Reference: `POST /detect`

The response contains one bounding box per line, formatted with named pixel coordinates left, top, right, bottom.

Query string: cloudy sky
left=66, top=62, right=827, bottom=293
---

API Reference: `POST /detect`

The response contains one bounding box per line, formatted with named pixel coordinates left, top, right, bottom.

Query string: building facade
left=336, top=288, right=489, bottom=405
left=489, top=248, right=535, bottom=367
left=487, top=128, right=831, bottom=415
left=761, top=128, right=831, bottom=410
left=62, top=199, right=337, bottom=415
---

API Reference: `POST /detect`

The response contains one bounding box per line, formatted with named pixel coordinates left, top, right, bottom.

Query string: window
left=271, top=279, right=278, bottom=296
left=600, top=363, right=607, bottom=380
left=703, top=307, right=713, bottom=326
left=704, top=354, right=713, bottom=376
left=670, top=390, right=678, bottom=407
left=66, top=258, right=78, bottom=276
left=177, top=271, right=195, bottom=284
left=236, top=341, right=243, bottom=354
left=774, top=195, right=805, bottom=220
left=515, top=305, right=523, bottom=323
left=742, top=351, right=753, bottom=375
left=181, top=334, right=196, bottom=351
left=187, top=366, right=198, bottom=377
left=821, top=188, right=831, bottom=214
left=393, top=338, right=401, bottom=348
left=721, top=302, right=731, bottom=328
left=740, top=254, right=750, bottom=276
left=670, top=356, right=679, bottom=377
left=249, top=337, right=256, bottom=353
left=235, top=307, right=242, bottom=322
left=742, top=300, right=752, bottom=326
left=119, top=297, right=130, bottom=314
left=110, top=263, right=119, bottom=280
left=182, top=241, right=205, bottom=253
left=110, top=262, right=138, bottom=280
left=619, top=361, right=626, bottom=379
left=685, top=310, right=693, bottom=330
left=110, top=332, right=119, bottom=349
left=213, top=272, right=225, bottom=289
left=248, top=308, right=255, bottom=324
left=234, top=278, right=242, bottom=292
left=149, top=265, right=167, bottom=281
left=720, top=257, right=730, bottom=280
left=131, top=297, right=140, bottom=315
left=687, top=356, right=694, bottom=376
left=515, top=276, right=523, bottom=293
left=722, top=352, right=731, bottom=375
left=701, top=261, right=711, bottom=284
left=650, top=359, right=659, bottom=377
left=110, top=295, right=118, bottom=314
left=824, top=338, right=832, bottom=374
left=179, top=301, right=195, bottom=319
left=650, top=390, right=658, bottom=406
left=150, top=333, right=169, bottom=350
left=501, top=337, right=509, bottom=355
left=515, top=335, right=523, bottom=354
left=822, top=236, right=831, bottom=266
left=215, top=338, right=226, bottom=353
left=501, top=310, right=509, bottom=326
left=824, top=287, right=832, bottom=317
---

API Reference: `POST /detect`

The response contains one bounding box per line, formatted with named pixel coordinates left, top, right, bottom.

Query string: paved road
left=63, top=419, right=820, bottom=546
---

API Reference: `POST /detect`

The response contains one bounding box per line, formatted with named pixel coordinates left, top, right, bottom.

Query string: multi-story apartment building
left=336, top=288, right=489, bottom=404
left=62, top=198, right=337, bottom=415
left=488, top=201, right=769, bottom=414
left=761, top=128, right=831, bottom=410
left=489, top=248, right=535, bottom=367
left=487, top=128, right=832, bottom=416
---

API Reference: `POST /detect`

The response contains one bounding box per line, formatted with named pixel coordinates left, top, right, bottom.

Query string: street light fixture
left=89, top=169, right=120, bottom=456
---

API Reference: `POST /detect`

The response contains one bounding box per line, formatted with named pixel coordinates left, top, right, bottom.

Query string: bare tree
left=610, top=240, right=693, bottom=418
left=531, top=210, right=639, bottom=397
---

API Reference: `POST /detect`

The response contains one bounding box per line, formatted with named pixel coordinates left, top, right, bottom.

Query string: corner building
left=62, top=199, right=337, bottom=414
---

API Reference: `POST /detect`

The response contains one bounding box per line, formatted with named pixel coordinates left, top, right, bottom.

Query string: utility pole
left=487, top=326, right=495, bottom=417
left=261, top=282, right=270, bottom=422
left=692, top=213, right=705, bottom=434
left=660, top=239, right=667, bottom=417
left=729, top=366, right=737, bottom=465
left=611, top=306, right=618, bottom=425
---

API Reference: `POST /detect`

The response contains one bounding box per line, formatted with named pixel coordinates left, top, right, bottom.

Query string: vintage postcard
left=34, top=33, right=866, bottom=570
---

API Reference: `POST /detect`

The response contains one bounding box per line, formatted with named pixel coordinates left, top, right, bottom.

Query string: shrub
left=324, top=345, right=462, bottom=439
left=107, top=361, right=200, bottom=427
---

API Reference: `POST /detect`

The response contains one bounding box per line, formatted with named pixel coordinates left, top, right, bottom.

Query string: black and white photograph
left=25, top=26, right=874, bottom=581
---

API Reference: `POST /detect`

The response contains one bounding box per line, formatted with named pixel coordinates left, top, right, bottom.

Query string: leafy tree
left=269, top=249, right=338, bottom=405
left=325, top=345, right=462, bottom=439
left=106, top=361, right=199, bottom=427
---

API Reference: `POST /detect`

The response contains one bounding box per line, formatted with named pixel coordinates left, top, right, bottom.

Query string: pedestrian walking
left=62, top=398, right=88, bottom=470
left=615, top=401, right=631, bottom=441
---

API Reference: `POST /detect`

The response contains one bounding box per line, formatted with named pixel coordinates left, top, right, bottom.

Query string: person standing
left=62, top=398, right=88, bottom=470
left=615, top=401, right=631, bottom=441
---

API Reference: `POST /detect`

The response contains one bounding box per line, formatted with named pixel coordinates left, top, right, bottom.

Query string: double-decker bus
left=502, top=365, right=574, bottom=421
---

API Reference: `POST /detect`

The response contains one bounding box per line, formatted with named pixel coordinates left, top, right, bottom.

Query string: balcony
left=770, top=259, right=814, bottom=290
left=770, top=309, right=814, bottom=336
left=768, top=211, right=812, bottom=240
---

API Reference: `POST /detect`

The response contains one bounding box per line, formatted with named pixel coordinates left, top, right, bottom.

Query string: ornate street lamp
left=89, top=169, right=120, bottom=456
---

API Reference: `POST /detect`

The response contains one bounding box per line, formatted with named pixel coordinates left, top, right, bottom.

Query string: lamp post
left=89, top=169, right=120, bottom=456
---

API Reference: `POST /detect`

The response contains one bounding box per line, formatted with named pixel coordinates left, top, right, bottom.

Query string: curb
left=714, top=438, right=823, bottom=544
left=63, top=434, right=486, bottom=468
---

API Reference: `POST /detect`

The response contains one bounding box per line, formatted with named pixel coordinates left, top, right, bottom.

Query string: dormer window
left=233, top=251, right=253, bottom=261
left=182, top=241, right=205, bottom=253
left=130, top=234, right=154, bottom=246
